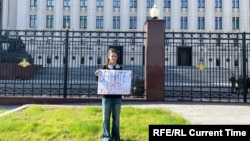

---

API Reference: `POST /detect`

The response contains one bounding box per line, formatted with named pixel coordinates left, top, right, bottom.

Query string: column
left=171, top=0, right=180, bottom=31
left=16, top=0, right=28, bottom=30
left=54, top=0, right=63, bottom=30
left=71, top=0, right=80, bottom=30
left=205, top=0, right=214, bottom=32
left=104, top=0, right=112, bottom=30
left=37, top=1, right=46, bottom=30
left=188, top=0, right=197, bottom=31
left=87, top=0, right=96, bottom=30
left=137, top=0, right=146, bottom=31
left=2, top=0, right=8, bottom=29
left=222, top=0, right=232, bottom=32
left=120, top=0, right=129, bottom=31
left=240, top=0, right=248, bottom=31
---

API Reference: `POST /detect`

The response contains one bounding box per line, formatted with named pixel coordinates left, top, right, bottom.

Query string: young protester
left=95, top=48, right=123, bottom=141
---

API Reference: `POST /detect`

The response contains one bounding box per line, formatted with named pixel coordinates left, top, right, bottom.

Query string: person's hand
left=95, top=69, right=100, bottom=76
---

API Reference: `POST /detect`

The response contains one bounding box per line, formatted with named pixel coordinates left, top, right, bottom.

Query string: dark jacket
left=97, top=64, right=122, bottom=98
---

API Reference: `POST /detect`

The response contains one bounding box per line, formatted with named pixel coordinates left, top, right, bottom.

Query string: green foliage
left=0, top=105, right=190, bottom=141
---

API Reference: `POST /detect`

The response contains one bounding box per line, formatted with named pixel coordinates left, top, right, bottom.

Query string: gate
left=164, top=32, right=249, bottom=103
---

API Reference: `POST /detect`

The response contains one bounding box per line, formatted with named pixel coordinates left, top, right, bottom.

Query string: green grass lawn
left=0, top=109, right=5, bottom=114
left=0, top=105, right=190, bottom=141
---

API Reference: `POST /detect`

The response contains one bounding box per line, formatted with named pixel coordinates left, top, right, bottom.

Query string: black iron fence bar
left=242, top=32, right=247, bottom=102
left=63, top=29, right=69, bottom=98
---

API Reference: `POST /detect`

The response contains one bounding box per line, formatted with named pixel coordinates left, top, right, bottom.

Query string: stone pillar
left=144, top=19, right=165, bottom=101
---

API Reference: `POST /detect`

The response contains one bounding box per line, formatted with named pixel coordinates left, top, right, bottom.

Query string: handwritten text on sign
left=98, top=70, right=132, bottom=95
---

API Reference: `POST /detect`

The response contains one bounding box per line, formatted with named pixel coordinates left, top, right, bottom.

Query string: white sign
left=97, top=69, right=132, bottom=95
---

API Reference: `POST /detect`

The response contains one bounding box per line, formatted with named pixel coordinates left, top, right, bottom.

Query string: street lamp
left=150, top=4, right=160, bottom=19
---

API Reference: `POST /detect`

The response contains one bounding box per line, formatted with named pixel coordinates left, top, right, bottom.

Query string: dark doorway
left=109, top=46, right=123, bottom=65
left=177, top=47, right=192, bottom=66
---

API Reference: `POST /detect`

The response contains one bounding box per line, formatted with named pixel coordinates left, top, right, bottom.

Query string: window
left=96, top=16, right=104, bottom=29
left=199, top=38, right=204, bottom=46
left=97, top=39, right=101, bottom=45
left=63, top=16, right=70, bottom=28
left=180, top=17, right=188, bottom=29
left=30, top=37, right=35, bottom=44
left=130, top=0, right=137, bottom=8
left=96, top=0, right=104, bottom=7
left=47, top=37, right=52, bottom=44
left=113, top=0, right=120, bottom=8
left=165, top=38, right=169, bottom=46
left=232, top=17, right=239, bottom=30
left=80, top=16, right=87, bottom=29
left=147, top=0, right=154, bottom=8
left=234, top=59, right=238, bottom=66
left=30, top=0, right=37, bottom=7
left=47, top=0, right=54, bottom=7
left=164, top=0, right=171, bottom=8
left=64, top=0, right=70, bottom=7
left=47, top=57, right=51, bottom=64
left=46, top=15, right=53, bottom=28
left=198, top=17, right=205, bottom=29
left=216, top=58, right=220, bottom=66
left=215, top=17, right=222, bottom=30
left=63, top=38, right=66, bottom=45
left=232, top=0, right=239, bottom=8
left=164, top=16, right=171, bottom=29
left=216, top=39, right=221, bottom=46
left=215, top=0, right=222, bottom=8
left=113, top=38, right=118, bottom=45
left=113, top=16, right=120, bottom=29
left=198, top=0, right=205, bottom=8
left=30, top=15, right=37, bottom=28
left=81, top=38, right=86, bottom=45
left=80, top=0, right=88, bottom=7
left=81, top=57, right=85, bottom=64
left=97, top=57, right=102, bottom=64
left=130, top=57, right=134, bottom=61
left=181, top=39, right=187, bottom=46
left=129, top=16, right=137, bottom=29
left=233, top=39, right=238, bottom=46
left=131, top=37, right=135, bottom=45
left=181, top=0, right=188, bottom=8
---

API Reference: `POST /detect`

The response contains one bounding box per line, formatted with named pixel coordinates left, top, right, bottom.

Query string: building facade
left=1, top=0, right=249, bottom=32
left=0, top=0, right=249, bottom=70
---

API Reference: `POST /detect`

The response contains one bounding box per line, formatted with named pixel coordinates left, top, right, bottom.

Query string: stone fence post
left=144, top=19, right=165, bottom=101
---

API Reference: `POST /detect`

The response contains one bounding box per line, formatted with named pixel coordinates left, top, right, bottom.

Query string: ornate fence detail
left=0, top=30, right=249, bottom=103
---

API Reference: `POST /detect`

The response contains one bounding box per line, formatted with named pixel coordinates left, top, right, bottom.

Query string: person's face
left=108, top=52, right=118, bottom=64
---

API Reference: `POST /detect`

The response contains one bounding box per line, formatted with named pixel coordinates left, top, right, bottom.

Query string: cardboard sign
left=97, top=69, right=132, bottom=95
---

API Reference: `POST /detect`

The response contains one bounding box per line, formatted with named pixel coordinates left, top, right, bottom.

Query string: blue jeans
left=102, top=97, right=121, bottom=141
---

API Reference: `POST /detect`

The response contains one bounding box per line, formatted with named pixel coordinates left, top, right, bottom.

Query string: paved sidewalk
left=124, top=102, right=250, bottom=125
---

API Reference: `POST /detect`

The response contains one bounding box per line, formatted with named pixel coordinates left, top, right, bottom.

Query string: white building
left=0, top=0, right=249, bottom=70
left=0, top=0, right=249, bottom=32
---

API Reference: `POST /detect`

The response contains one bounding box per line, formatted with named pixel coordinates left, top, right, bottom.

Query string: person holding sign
left=95, top=48, right=123, bottom=141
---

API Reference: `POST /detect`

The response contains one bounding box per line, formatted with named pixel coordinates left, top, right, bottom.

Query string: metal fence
left=164, top=32, right=250, bottom=103
left=0, top=30, right=249, bottom=103
left=0, top=30, right=145, bottom=99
